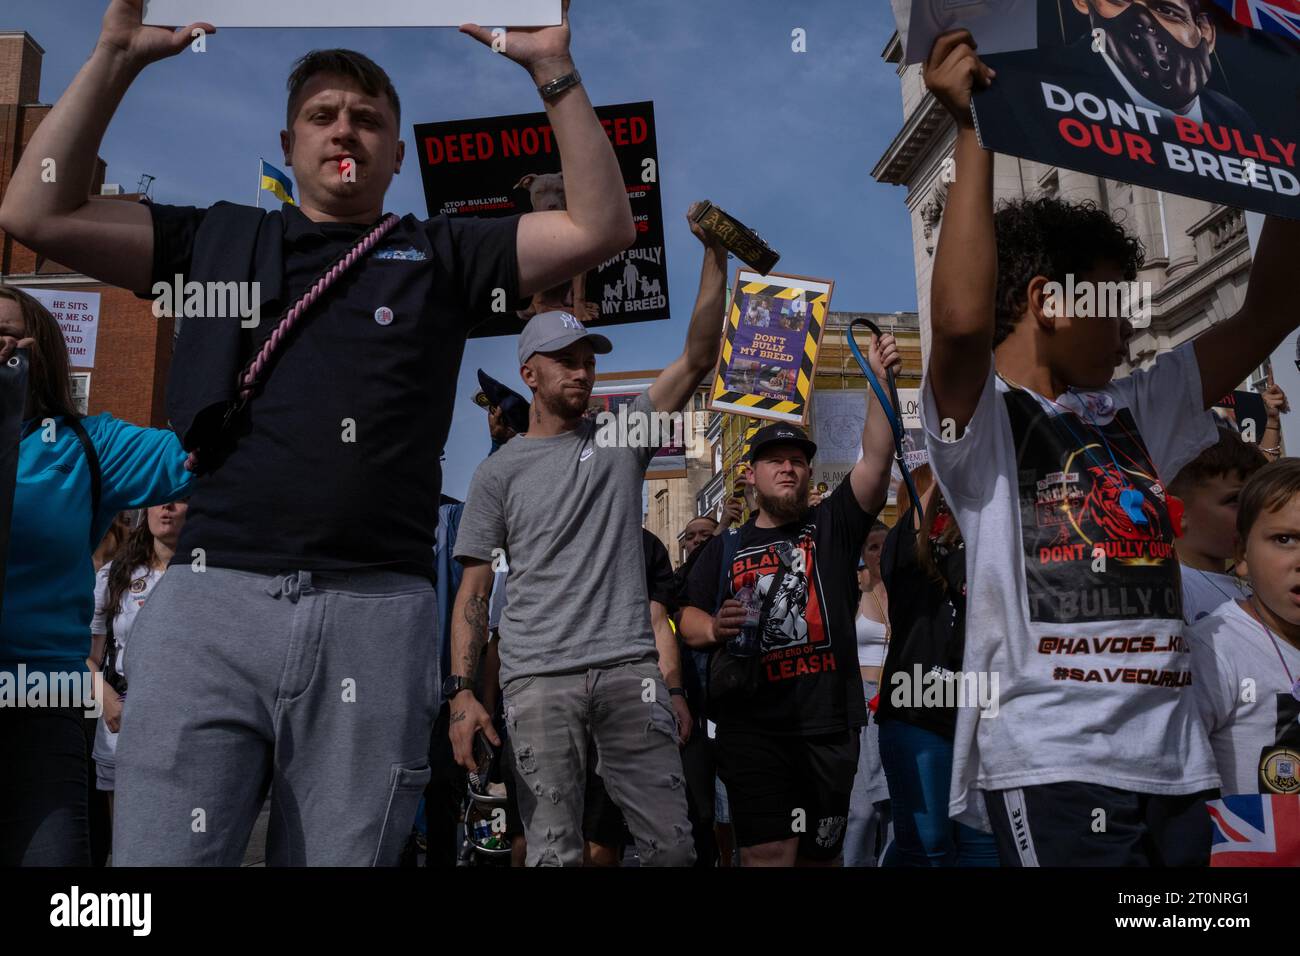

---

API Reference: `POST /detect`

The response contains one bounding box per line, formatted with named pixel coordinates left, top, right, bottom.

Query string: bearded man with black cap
left=677, top=332, right=902, bottom=867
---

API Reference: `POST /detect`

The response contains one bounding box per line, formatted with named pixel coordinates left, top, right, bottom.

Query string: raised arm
left=923, top=30, right=997, bottom=434
left=1194, top=215, right=1300, bottom=409
left=847, top=332, right=902, bottom=514
left=462, top=0, right=635, bottom=297
left=0, top=0, right=212, bottom=293
left=648, top=203, right=730, bottom=414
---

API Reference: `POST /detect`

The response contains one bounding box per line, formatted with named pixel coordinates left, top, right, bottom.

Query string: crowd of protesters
left=2, top=1, right=1300, bottom=868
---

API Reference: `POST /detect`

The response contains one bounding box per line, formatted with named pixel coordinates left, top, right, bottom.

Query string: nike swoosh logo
left=580, top=448, right=594, bottom=462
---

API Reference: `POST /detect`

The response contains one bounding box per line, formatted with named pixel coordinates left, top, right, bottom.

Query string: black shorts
left=984, top=782, right=1218, bottom=867
left=715, top=726, right=859, bottom=861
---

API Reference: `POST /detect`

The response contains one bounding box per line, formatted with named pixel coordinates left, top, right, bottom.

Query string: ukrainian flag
left=259, top=159, right=297, bottom=206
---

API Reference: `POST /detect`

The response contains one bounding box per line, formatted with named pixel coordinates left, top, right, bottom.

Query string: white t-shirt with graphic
left=1189, top=599, right=1300, bottom=796
left=91, top=562, right=164, bottom=684
left=922, top=343, right=1221, bottom=828
left=1181, top=565, right=1251, bottom=626
left=91, top=562, right=164, bottom=769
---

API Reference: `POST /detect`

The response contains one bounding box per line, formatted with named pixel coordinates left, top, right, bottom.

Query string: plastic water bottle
left=728, top=585, right=762, bottom=658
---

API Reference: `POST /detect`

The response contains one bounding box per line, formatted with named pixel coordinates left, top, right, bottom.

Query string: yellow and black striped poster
left=708, top=270, right=832, bottom=426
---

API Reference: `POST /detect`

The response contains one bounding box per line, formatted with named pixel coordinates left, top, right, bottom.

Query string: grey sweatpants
left=504, top=657, right=695, bottom=866
left=113, top=566, right=438, bottom=866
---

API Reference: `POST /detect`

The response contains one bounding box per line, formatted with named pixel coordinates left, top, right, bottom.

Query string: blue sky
left=15, top=0, right=917, bottom=498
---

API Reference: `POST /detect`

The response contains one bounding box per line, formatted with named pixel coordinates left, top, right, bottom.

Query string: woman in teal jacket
left=0, top=286, right=193, bottom=866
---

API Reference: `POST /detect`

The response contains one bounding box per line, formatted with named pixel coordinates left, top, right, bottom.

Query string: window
left=70, top=373, right=91, bottom=416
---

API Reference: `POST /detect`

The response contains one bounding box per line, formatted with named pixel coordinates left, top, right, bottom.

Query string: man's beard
left=1094, top=3, right=1212, bottom=113
left=540, top=385, right=590, bottom=422
left=756, top=485, right=810, bottom=525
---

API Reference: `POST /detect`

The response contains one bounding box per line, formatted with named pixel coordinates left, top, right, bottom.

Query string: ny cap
left=517, top=310, right=613, bottom=367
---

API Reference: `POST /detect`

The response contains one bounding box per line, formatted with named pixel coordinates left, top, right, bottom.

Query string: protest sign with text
left=708, top=271, right=832, bottom=426
left=414, top=101, right=667, bottom=338
left=17, top=288, right=100, bottom=368
left=972, top=0, right=1300, bottom=219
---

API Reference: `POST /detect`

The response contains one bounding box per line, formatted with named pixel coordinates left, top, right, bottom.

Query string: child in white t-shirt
left=919, top=28, right=1299, bottom=866
left=1170, top=427, right=1267, bottom=625
left=1191, top=460, right=1300, bottom=796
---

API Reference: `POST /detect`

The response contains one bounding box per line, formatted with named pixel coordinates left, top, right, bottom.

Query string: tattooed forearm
left=460, top=595, right=490, bottom=683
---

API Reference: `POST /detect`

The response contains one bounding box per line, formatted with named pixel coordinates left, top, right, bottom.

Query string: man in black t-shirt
left=0, top=0, right=635, bottom=866
left=679, top=335, right=901, bottom=866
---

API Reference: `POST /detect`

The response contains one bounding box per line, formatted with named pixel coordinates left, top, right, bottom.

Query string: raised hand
left=1263, top=368, right=1290, bottom=419
left=868, top=331, right=902, bottom=381
left=461, top=0, right=573, bottom=80
left=922, top=29, right=995, bottom=129
left=98, top=0, right=215, bottom=68
left=719, top=497, right=745, bottom=530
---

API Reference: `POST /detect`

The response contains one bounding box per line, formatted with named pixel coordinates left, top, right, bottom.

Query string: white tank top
left=855, top=612, right=888, bottom=668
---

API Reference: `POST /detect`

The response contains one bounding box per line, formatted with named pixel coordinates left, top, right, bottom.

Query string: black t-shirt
left=641, top=529, right=676, bottom=610
left=673, top=543, right=708, bottom=714
left=684, top=480, right=873, bottom=736
left=875, top=516, right=967, bottom=738
left=149, top=203, right=520, bottom=579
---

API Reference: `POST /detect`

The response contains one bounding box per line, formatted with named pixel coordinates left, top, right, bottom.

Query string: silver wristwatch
left=537, top=69, right=582, bottom=101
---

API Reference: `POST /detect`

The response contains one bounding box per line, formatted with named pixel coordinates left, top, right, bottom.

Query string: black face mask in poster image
left=1091, top=1, right=1212, bottom=113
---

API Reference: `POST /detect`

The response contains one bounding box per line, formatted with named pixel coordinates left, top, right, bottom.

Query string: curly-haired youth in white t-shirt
left=922, top=343, right=1222, bottom=828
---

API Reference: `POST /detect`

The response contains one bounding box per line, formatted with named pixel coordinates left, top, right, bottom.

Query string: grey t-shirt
left=454, top=391, right=658, bottom=683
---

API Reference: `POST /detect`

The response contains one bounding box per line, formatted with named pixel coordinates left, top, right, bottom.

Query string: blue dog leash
left=845, top=318, right=921, bottom=514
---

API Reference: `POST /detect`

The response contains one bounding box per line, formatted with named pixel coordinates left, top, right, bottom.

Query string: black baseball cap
left=474, top=369, right=530, bottom=435
left=748, top=424, right=817, bottom=464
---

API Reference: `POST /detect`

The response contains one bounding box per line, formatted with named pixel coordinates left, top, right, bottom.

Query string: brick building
left=0, top=29, right=173, bottom=428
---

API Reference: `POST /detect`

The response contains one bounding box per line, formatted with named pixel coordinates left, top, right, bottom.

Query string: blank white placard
left=142, top=0, right=561, bottom=28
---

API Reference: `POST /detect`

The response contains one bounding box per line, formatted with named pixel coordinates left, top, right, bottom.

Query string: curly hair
left=992, top=197, right=1145, bottom=348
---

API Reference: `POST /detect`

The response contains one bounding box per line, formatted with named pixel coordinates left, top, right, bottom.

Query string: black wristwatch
left=442, top=675, right=473, bottom=699
left=668, top=687, right=686, bottom=698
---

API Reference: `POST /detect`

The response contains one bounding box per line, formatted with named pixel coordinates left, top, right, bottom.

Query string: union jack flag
left=1208, top=794, right=1300, bottom=866
left=1215, top=0, right=1300, bottom=40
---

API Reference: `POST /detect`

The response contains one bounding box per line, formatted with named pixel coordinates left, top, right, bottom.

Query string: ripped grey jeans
left=503, top=656, right=696, bottom=866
